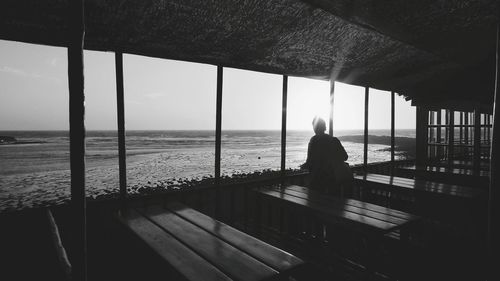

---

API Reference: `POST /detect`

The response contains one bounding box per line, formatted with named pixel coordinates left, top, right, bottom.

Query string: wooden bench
left=354, top=173, right=486, bottom=200
left=254, top=185, right=421, bottom=279
left=118, top=202, right=305, bottom=281
left=255, top=185, right=420, bottom=241
left=431, top=159, right=490, bottom=171
left=353, top=173, right=487, bottom=223
left=394, top=164, right=489, bottom=188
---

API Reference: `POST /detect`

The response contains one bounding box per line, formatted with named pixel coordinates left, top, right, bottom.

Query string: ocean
left=0, top=129, right=415, bottom=212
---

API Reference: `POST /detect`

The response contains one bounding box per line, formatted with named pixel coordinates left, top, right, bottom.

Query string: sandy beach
left=0, top=130, right=415, bottom=212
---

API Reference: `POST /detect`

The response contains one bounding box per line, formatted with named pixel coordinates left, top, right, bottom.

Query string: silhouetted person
left=301, top=117, right=349, bottom=195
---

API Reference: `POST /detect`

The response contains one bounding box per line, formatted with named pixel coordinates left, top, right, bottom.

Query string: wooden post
left=465, top=112, right=470, bottom=144
left=437, top=110, right=442, bottom=159
left=67, top=0, right=86, bottom=280
left=474, top=107, right=481, bottom=174
left=489, top=114, right=492, bottom=144
left=329, top=80, right=335, bottom=136
left=460, top=112, right=464, bottom=145
left=465, top=112, right=470, bottom=158
left=487, top=114, right=491, bottom=144
left=448, top=110, right=455, bottom=166
left=391, top=91, right=395, bottom=169
left=281, top=75, right=288, bottom=182
left=483, top=113, right=487, bottom=141
left=115, top=52, right=127, bottom=205
left=364, top=87, right=369, bottom=170
left=215, top=66, right=223, bottom=218
left=415, top=106, right=429, bottom=166
left=429, top=111, right=434, bottom=145
left=488, top=23, right=500, bottom=281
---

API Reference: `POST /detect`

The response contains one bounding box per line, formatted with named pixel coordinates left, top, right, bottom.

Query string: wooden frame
left=67, top=0, right=86, bottom=280
left=364, top=87, right=369, bottom=169
left=115, top=52, right=127, bottom=204
left=281, top=75, right=288, bottom=180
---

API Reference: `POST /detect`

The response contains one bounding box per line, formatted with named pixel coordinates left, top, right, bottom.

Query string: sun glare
left=287, top=77, right=330, bottom=130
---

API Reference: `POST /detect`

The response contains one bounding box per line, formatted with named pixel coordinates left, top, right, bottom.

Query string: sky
left=0, top=39, right=416, bottom=131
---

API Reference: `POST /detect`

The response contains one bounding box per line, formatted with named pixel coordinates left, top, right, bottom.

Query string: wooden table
left=353, top=173, right=487, bottom=223
left=354, top=173, right=486, bottom=200
left=118, top=202, right=305, bottom=281
left=255, top=184, right=420, bottom=241
left=431, top=159, right=490, bottom=171
left=394, top=164, right=489, bottom=188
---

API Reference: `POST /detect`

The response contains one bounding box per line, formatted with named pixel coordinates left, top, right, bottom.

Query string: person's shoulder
left=323, top=134, right=339, bottom=141
left=329, top=136, right=343, bottom=145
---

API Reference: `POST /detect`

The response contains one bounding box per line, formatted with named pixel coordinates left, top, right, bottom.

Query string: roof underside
left=0, top=0, right=498, bottom=106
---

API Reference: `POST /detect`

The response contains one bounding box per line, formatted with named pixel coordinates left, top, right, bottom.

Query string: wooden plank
left=284, top=185, right=414, bottom=219
left=140, top=207, right=278, bottom=281
left=257, top=189, right=398, bottom=233
left=165, top=202, right=304, bottom=273
left=119, top=210, right=231, bottom=281
left=267, top=186, right=408, bottom=225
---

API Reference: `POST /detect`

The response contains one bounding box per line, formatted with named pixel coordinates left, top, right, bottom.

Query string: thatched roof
left=0, top=0, right=498, bottom=105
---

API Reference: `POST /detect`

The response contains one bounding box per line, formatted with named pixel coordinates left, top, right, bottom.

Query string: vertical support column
left=429, top=111, right=435, bottom=159
left=474, top=107, right=481, bottom=174
left=488, top=114, right=492, bottom=144
left=215, top=66, right=223, bottom=218
left=460, top=112, right=464, bottom=152
left=483, top=114, right=487, bottom=141
left=429, top=111, right=434, bottom=159
left=488, top=23, right=500, bottom=281
left=280, top=75, right=288, bottom=183
left=115, top=52, right=127, bottom=205
left=329, top=80, right=335, bottom=136
left=437, top=110, right=442, bottom=160
left=67, top=0, right=86, bottom=280
left=448, top=110, right=455, bottom=166
left=465, top=112, right=470, bottom=158
left=461, top=112, right=464, bottom=140
left=415, top=106, right=429, bottom=166
left=363, top=87, right=369, bottom=170
left=390, top=91, right=395, bottom=169
left=445, top=110, right=449, bottom=143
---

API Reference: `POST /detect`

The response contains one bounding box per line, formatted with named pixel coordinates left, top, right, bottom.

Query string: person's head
left=312, top=116, right=326, bottom=135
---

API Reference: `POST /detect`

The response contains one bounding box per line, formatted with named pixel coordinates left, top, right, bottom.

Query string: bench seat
left=118, top=202, right=305, bottom=281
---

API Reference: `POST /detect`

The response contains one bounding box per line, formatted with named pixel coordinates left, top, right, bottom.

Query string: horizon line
left=0, top=128, right=416, bottom=131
